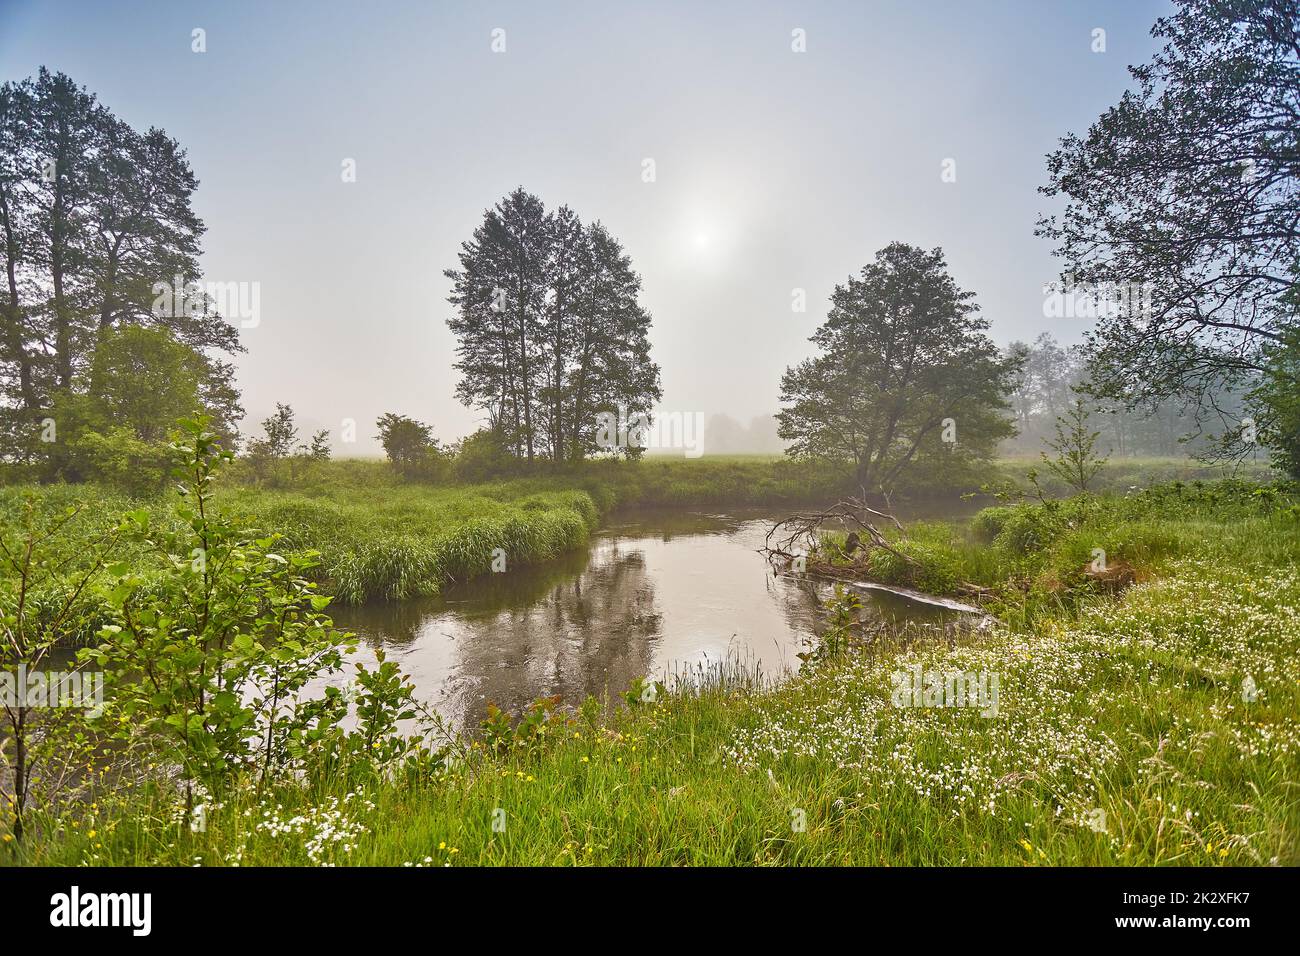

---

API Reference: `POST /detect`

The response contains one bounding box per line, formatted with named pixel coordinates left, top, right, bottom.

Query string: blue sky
left=0, top=0, right=1172, bottom=451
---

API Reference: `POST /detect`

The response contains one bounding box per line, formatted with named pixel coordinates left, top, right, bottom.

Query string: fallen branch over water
left=761, top=494, right=993, bottom=619
left=761, top=493, right=917, bottom=569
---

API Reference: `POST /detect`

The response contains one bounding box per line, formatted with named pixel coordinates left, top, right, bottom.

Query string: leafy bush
left=83, top=420, right=352, bottom=804
left=864, top=537, right=962, bottom=594
left=992, top=503, right=1070, bottom=555
left=455, top=428, right=517, bottom=482
left=81, top=419, right=433, bottom=813
left=969, top=505, right=1014, bottom=543
left=70, top=425, right=173, bottom=493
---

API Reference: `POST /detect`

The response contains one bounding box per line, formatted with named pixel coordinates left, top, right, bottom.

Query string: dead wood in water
left=761, top=495, right=996, bottom=614
left=760, top=493, right=918, bottom=573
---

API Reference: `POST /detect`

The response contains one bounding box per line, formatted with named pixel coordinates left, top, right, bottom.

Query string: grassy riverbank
left=825, top=479, right=1300, bottom=626
left=222, top=456, right=859, bottom=602
left=0, top=456, right=854, bottom=610
left=4, top=454, right=1266, bottom=608
left=10, top=476, right=1298, bottom=866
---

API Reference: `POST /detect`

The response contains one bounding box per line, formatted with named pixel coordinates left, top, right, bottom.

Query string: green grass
left=213, top=457, right=858, bottom=603
left=0, top=455, right=857, bottom=634
left=989, top=455, right=1277, bottom=496
left=17, top=555, right=1298, bottom=866
left=212, top=456, right=1277, bottom=606
left=219, top=482, right=600, bottom=604
left=9, top=477, right=1298, bottom=866
left=826, top=478, right=1300, bottom=626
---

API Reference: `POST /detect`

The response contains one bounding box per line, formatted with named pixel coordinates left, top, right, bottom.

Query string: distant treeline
left=1000, top=333, right=1256, bottom=459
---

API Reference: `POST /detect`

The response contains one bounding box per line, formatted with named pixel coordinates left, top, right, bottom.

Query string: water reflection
left=332, top=509, right=962, bottom=731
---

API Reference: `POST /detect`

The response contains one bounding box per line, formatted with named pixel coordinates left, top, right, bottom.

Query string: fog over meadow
left=0, top=0, right=1169, bottom=455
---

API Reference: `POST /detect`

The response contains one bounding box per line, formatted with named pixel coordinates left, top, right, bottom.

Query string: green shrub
left=82, top=419, right=432, bottom=809
left=455, top=428, right=517, bottom=482
left=970, top=505, right=1014, bottom=543
left=70, top=426, right=173, bottom=494
left=992, top=504, right=1068, bottom=555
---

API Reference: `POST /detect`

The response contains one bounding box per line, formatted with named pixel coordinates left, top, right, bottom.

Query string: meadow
left=211, top=454, right=1284, bottom=606
left=0, top=454, right=853, bottom=611
left=7, top=461, right=1297, bottom=866
left=0, top=453, right=1280, bottom=626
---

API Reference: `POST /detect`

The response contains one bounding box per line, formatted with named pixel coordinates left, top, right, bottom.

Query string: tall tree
left=446, top=189, right=661, bottom=465
left=778, top=243, right=1021, bottom=493
left=1038, top=0, right=1300, bottom=452
left=28, top=69, right=100, bottom=392
left=446, top=188, right=549, bottom=460
left=541, top=204, right=585, bottom=463
left=0, top=69, right=242, bottom=457
left=566, top=221, right=660, bottom=461
left=0, top=81, right=41, bottom=415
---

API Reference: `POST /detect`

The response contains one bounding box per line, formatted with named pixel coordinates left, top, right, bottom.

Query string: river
left=331, top=504, right=981, bottom=731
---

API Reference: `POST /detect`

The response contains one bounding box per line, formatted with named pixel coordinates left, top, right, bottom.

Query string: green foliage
left=86, top=325, right=206, bottom=444
left=0, top=495, right=118, bottom=840
left=481, top=695, right=568, bottom=756
left=1039, top=396, right=1107, bottom=493
left=219, top=477, right=596, bottom=604
left=286, top=647, right=444, bottom=790
left=778, top=243, right=1021, bottom=493
left=7, top=460, right=1298, bottom=866
left=1040, top=0, right=1297, bottom=451
left=37, top=326, right=208, bottom=490
left=82, top=418, right=357, bottom=801
left=873, top=537, right=965, bottom=594
left=20, top=552, right=1299, bottom=867
left=969, top=505, right=1014, bottom=543
left=258, top=404, right=298, bottom=459
left=622, top=677, right=666, bottom=708
left=454, top=427, right=516, bottom=482
left=0, top=70, right=243, bottom=452
left=445, top=189, right=662, bottom=463
left=244, top=404, right=336, bottom=487
left=797, top=585, right=863, bottom=665
left=374, top=412, right=452, bottom=482
left=1252, top=328, right=1300, bottom=479
left=70, top=426, right=174, bottom=495
left=849, top=478, right=1300, bottom=625
left=1, top=419, right=447, bottom=857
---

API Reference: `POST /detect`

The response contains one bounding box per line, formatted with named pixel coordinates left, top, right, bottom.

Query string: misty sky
left=0, top=0, right=1171, bottom=454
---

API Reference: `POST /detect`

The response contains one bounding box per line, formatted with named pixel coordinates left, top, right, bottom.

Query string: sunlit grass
left=18, top=503, right=1299, bottom=866
left=5, top=468, right=1296, bottom=866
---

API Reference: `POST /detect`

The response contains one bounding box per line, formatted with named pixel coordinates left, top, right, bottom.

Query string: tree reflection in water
left=332, top=510, right=960, bottom=732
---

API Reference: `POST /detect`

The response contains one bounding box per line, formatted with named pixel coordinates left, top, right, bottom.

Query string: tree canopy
left=445, top=188, right=662, bottom=464
left=777, top=243, right=1021, bottom=493
left=1038, top=0, right=1299, bottom=458
left=0, top=69, right=241, bottom=458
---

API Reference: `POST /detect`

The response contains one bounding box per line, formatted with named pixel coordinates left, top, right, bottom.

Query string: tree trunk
left=0, top=184, right=39, bottom=411
left=50, top=131, right=74, bottom=390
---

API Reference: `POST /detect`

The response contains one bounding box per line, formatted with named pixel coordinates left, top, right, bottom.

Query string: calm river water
left=330, top=505, right=980, bottom=731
